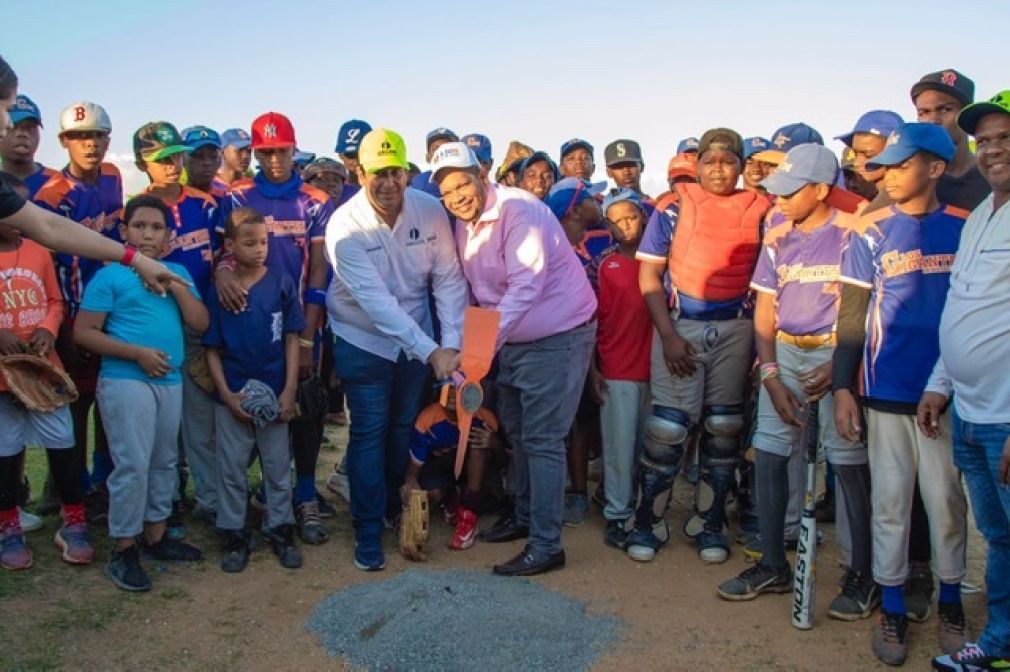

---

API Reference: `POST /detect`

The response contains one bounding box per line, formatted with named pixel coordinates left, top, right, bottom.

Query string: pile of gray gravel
left=306, top=569, right=623, bottom=671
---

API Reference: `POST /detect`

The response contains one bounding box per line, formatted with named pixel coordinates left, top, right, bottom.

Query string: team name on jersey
left=60, top=207, right=119, bottom=234
left=880, top=250, right=955, bottom=278
left=168, top=228, right=211, bottom=253
left=776, top=263, right=841, bottom=285
left=266, top=217, right=307, bottom=238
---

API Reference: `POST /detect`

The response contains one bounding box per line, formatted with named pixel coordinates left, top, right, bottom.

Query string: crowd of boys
left=1, top=66, right=1009, bottom=670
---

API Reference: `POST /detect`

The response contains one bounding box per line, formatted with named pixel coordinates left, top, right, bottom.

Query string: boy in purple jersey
left=135, top=121, right=221, bottom=531
left=34, top=101, right=122, bottom=511
left=0, top=95, right=55, bottom=198
left=217, top=112, right=336, bottom=545
left=832, top=123, right=970, bottom=666
left=716, top=145, right=874, bottom=624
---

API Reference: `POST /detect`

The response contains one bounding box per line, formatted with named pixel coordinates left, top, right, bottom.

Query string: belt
left=680, top=308, right=745, bottom=322
left=776, top=331, right=836, bottom=349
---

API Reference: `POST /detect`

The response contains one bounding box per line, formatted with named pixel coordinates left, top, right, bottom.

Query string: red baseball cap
left=667, top=152, right=697, bottom=180
left=251, top=111, right=296, bottom=150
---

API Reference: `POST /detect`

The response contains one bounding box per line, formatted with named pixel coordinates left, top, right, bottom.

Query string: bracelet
left=758, top=362, right=779, bottom=382
left=120, top=245, right=137, bottom=267
left=299, top=338, right=315, bottom=349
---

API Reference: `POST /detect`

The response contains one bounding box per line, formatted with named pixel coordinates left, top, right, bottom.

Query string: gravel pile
left=306, top=569, right=622, bottom=671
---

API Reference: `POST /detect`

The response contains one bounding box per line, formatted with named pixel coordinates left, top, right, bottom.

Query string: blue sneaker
left=932, top=642, right=1010, bottom=671
left=625, top=522, right=668, bottom=563
left=696, top=529, right=730, bottom=564
left=353, top=539, right=385, bottom=572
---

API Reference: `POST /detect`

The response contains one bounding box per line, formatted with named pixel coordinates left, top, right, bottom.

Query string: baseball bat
left=791, top=400, right=818, bottom=630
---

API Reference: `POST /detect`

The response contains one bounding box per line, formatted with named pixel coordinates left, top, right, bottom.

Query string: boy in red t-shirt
left=589, top=188, right=654, bottom=550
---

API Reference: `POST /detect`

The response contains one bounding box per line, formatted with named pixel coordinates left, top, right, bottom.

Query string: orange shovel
left=452, top=306, right=500, bottom=478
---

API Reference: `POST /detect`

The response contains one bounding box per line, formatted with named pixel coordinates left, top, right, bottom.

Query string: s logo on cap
left=616, top=143, right=626, bottom=157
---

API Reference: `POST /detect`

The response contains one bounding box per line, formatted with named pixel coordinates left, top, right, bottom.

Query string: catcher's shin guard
left=632, top=407, right=690, bottom=532
left=699, top=405, right=745, bottom=533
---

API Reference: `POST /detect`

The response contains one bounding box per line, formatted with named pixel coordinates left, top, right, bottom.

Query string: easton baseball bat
left=792, top=400, right=818, bottom=630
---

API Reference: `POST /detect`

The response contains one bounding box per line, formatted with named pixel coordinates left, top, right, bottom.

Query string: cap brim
left=865, top=145, right=917, bottom=171
left=364, top=158, right=410, bottom=173
left=833, top=132, right=855, bottom=147
left=186, top=140, right=220, bottom=151
left=226, top=140, right=252, bottom=149
left=9, top=113, right=42, bottom=127
left=751, top=149, right=786, bottom=165
left=606, top=158, right=643, bottom=168
left=760, top=171, right=810, bottom=196
left=824, top=186, right=865, bottom=214
left=587, top=180, right=608, bottom=196
left=142, top=145, right=193, bottom=162
left=911, top=82, right=970, bottom=107
left=251, top=140, right=295, bottom=150
left=957, top=102, right=1010, bottom=135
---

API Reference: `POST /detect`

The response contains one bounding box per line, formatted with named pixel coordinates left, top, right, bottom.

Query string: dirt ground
left=0, top=423, right=987, bottom=672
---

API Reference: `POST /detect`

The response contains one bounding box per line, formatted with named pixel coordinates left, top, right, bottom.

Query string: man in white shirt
left=325, top=128, right=468, bottom=572
left=925, top=91, right=1010, bottom=672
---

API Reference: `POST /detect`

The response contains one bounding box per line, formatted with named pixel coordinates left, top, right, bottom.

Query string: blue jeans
left=496, top=321, right=595, bottom=557
left=334, top=337, right=428, bottom=541
left=952, top=410, right=1010, bottom=656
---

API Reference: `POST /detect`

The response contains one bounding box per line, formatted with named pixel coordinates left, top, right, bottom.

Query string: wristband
left=120, top=245, right=138, bottom=267
left=758, top=362, right=779, bottom=382
left=305, top=287, right=327, bottom=306
left=299, top=338, right=315, bottom=349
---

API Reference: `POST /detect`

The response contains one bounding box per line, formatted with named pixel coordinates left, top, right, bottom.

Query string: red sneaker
left=449, top=508, right=478, bottom=551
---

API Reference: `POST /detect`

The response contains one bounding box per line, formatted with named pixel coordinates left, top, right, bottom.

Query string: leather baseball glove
left=0, top=353, right=79, bottom=412
left=399, top=489, right=430, bottom=561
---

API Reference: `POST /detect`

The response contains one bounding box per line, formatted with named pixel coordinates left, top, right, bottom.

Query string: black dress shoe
left=493, top=545, right=565, bottom=577
left=477, top=511, right=529, bottom=543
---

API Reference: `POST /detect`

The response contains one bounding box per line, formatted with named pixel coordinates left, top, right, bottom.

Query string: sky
left=5, top=0, right=1006, bottom=196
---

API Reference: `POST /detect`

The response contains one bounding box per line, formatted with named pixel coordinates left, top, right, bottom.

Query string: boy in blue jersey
left=181, top=126, right=228, bottom=199
left=832, top=123, right=970, bottom=666
left=0, top=95, right=55, bottom=198
left=217, top=111, right=336, bottom=545
left=73, top=196, right=209, bottom=592
left=203, top=207, right=305, bottom=573
left=135, top=121, right=221, bottom=532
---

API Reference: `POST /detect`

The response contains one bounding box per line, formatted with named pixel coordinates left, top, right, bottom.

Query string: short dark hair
left=123, top=195, right=171, bottom=227
left=223, top=206, right=265, bottom=240
left=0, top=55, right=17, bottom=101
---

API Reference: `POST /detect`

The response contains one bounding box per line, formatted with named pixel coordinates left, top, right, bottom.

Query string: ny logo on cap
left=941, top=71, right=958, bottom=87
left=616, top=143, right=627, bottom=157
left=773, top=133, right=790, bottom=148
left=263, top=123, right=278, bottom=139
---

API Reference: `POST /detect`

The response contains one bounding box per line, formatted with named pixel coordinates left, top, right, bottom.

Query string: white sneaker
left=19, top=508, right=43, bottom=533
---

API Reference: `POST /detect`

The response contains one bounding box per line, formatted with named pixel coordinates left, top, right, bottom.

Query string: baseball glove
left=0, top=353, right=79, bottom=412
left=294, top=375, right=329, bottom=422
left=399, top=489, right=430, bottom=561
left=186, top=348, right=215, bottom=394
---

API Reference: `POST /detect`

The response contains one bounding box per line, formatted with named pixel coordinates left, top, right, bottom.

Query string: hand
left=661, top=332, right=697, bottom=378
left=799, top=361, right=832, bottom=401
left=0, top=329, right=22, bottom=355
left=135, top=347, right=171, bottom=378
left=428, top=347, right=461, bottom=380
left=278, top=387, right=296, bottom=422
left=132, top=255, right=191, bottom=297
left=223, top=390, right=252, bottom=423
left=400, top=480, right=421, bottom=508
left=834, top=388, right=862, bottom=443
left=468, top=425, right=501, bottom=453
left=214, top=267, right=248, bottom=314
left=916, top=392, right=948, bottom=439
left=765, top=377, right=802, bottom=426
left=588, top=366, right=609, bottom=404
left=999, top=437, right=1010, bottom=486
left=28, top=328, right=56, bottom=358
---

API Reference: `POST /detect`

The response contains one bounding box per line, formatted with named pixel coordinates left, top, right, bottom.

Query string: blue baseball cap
left=677, top=137, right=700, bottom=154
left=560, top=138, right=594, bottom=160
left=602, top=187, right=642, bottom=214
left=753, top=123, right=824, bottom=165
left=462, top=133, right=493, bottom=164
left=743, top=137, right=771, bottom=160
left=545, top=177, right=606, bottom=221
left=293, top=149, right=316, bottom=167
left=221, top=128, right=252, bottom=149
left=834, top=110, right=904, bottom=148
left=426, top=127, right=458, bottom=150
left=335, top=119, right=372, bottom=154
left=519, top=151, right=560, bottom=181
left=181, top=125, right=221, bottom=150
left=866, top=122, right=956, bottom=170
left=761, top=144, right=840, bottom=196
left=10, top=95, right=42, bottom=127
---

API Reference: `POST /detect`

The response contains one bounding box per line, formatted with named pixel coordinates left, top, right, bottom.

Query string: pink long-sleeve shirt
left=455, top=185, right=597, bottom=350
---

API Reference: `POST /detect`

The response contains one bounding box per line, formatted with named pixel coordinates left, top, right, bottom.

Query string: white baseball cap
left=430, top=141, right=479, bottom=183
left=59, top=101, right=112, bottom=134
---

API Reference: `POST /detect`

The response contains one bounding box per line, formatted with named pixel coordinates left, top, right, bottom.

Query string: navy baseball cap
left=335, top=119, right=372, bottom=154
left=743, top=137, right=771, bottom=160
left=462, top=133, right=493, bottom=164
left=545, top=177, right=606, bottom=221
left=10, top=95, right=42, bottom=127
left=602, top=187, right=642, bottom=214
left=761, top=144, right=839, bottom=196
left=866, top=122, right=956, bottom=170
left=911, top=69, right=974, bottom=108
left=560, top=138, right=594, bottom=160
left=752, top=123, right=824, bottom=165
left=426, top=127, right=458, bottom=150
left=519, top=151, right=560, bottom=180
left=677, top=137, right=700, bottom=154
left=181, top=125, right=221, bottom=150
left=835, top=110, right=904, bottom=147
left=221, top=128, right=252, bottom=149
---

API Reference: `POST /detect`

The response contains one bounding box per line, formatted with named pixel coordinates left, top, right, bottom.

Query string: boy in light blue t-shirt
left=74, top=195, right=209, bottom=593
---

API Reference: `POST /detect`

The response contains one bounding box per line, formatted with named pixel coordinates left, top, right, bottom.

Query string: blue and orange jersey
left=23, top=164, right=58, bottom=199
left=574, top=229, right=614, bottom=267
left=751, top=210, right=857, bottom=336
left=208, top=178, right=230, bottom=200
left=839, top=204, right=967, bottom=404
left=218, top=172, right=334, bottom=296
left=34, top=163, right=123, bottom=315
left=409, top=403, right=499, bottom=466
left=146, top=185, right=220, bottom=297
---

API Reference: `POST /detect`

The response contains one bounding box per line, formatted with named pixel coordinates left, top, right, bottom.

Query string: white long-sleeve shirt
left=325, top=187, right=467, bottom=363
